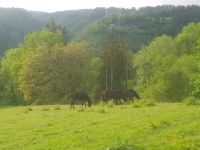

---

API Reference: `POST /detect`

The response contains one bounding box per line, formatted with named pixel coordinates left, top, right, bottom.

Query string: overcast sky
left=0, top=0, right=200, bottom=12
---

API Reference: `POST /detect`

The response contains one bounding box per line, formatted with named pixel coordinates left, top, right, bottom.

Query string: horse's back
left=128, top=89, right=140, bottom=99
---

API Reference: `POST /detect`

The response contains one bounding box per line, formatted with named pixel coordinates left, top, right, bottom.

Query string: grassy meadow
left=0, top=103, right=200, bottom=150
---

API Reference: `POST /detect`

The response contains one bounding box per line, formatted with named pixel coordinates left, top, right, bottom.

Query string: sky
left=0, top=0, right=200, bottom=12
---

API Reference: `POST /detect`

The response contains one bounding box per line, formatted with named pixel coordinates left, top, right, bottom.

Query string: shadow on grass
left=0, top=105, right=21, bottom=109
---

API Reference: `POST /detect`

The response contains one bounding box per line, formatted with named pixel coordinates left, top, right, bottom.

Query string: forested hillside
left=0, top=8, right=43, bottom=56
left=75, top=5, right=200, bottom=52
left=1, top=5, right=200, bottom=57
left=32, top=7, right=131, bottom=34
left=1, top=5, right=200, bottom=105
left=0, top=7, right=128, bottom=56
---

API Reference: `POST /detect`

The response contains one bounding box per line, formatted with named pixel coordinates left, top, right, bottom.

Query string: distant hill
left=0, top=7, right=129, bottom=57
left=0, top=8, right=43, bottom=56
left=1, top=5, right=200, bottom=57
left=30, top=7, right=132, bottom=34
left=75, top=5, right=200, bottom=52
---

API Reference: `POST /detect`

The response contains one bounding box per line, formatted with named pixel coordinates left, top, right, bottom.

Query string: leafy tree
left=0, top=27, right=71, bottom=104
left=18, top=43, right=93, bottom=104
left=100, top=32, right=129, bottom=90
left=176, top=22, right=200, bottom=54
left=134, top=36, right=177, bottom=88
left=78, top=57, right=102, bottom=102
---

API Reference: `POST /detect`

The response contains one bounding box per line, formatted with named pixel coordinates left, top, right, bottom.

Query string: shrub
left=182, top=96, right=200, bottom=105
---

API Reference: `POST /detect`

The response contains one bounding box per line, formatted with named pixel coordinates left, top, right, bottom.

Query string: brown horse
left=121, top=89, right=140, bottom=103
left=67, top=92, right=92, bottom=109
left=102, top=89, right=122, bottom=105
left=102, top=89, right=140, bottom=105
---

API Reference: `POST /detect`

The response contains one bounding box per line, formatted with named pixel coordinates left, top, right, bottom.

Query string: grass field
left=0, top=103, right=200, bottom=150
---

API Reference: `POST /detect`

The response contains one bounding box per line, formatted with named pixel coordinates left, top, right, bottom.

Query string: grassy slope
left=0, top=104, right=200, bottom=150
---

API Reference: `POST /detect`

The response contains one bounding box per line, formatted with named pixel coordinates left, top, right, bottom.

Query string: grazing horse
left=102, top=89, right=122, bottom=105
left=102, top=89, right=140, bottom=105
left=122, top=89, right=140, bottom=103
left=67, top=92, right=91, bottom=109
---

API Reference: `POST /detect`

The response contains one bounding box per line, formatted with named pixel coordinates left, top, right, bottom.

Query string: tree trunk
left=111, top=64, right=113, bottom=90
left=105, top=67, right=108, bottom=91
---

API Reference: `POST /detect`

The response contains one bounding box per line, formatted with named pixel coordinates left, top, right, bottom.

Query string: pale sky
left=0, top=0, right=200, bottom=12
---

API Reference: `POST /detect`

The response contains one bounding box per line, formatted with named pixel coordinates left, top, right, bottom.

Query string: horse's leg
left=70, top=101, right=73, bottom=109
left=81, top=101, right=84, bottom=108
left=114, top=99, right=117, bottom=105
left=70, top=103, right=74, bottom=109
left=72, top=100, right=75, bottom=109
left=102, top=99, right=105, bottom=106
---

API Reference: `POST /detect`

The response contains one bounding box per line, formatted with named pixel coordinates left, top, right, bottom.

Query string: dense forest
left=1, top=5, right=200, bottom=105
left=1, top=5, right=200, bottom=56
left=0, top=7, right=130, bottom=56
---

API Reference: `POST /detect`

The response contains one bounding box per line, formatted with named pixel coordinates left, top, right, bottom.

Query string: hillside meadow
left=0, top=103, right=200, bottom=150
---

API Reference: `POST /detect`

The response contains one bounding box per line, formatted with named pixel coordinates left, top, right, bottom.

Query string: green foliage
left=75, top=6, right=200, bottom=52
left=0, top=7, right=130, bottom=57
left=77, top=57, right=102, bottom=102
left=1, top=8, right=200, bottom=105
left=19, top=43, right=93, bottom=104
left=0, top=27, right=72, bottom=104
left=176, top=22, right=200, bottom=54
left=134, top=35, right=178, bottom=101
left=182, top=96, right=200, bottom=106
left=134, top=23, right=200, bottom=102
left=1, top=6, right=200, bottom=58
left=0, top=8, right=43, bottom=57
left=100, top=33, right=130, bottom=89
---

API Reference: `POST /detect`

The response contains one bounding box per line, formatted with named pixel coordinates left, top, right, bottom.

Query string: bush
left=182, top=96, right=200, bottom=105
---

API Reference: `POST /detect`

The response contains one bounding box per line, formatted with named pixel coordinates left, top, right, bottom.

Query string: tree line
left=1, top=13, right=200, bottom=105
left=1, top=5, right=200, bottom=58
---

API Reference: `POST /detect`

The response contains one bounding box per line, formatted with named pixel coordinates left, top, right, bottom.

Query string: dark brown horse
left=122, top=89, right=140, bottom=103
left=102, top=89, right=140, bottom=105
left=67, top=92, right=92, bottom=109
left=102, top=89, right=122, bottom=105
